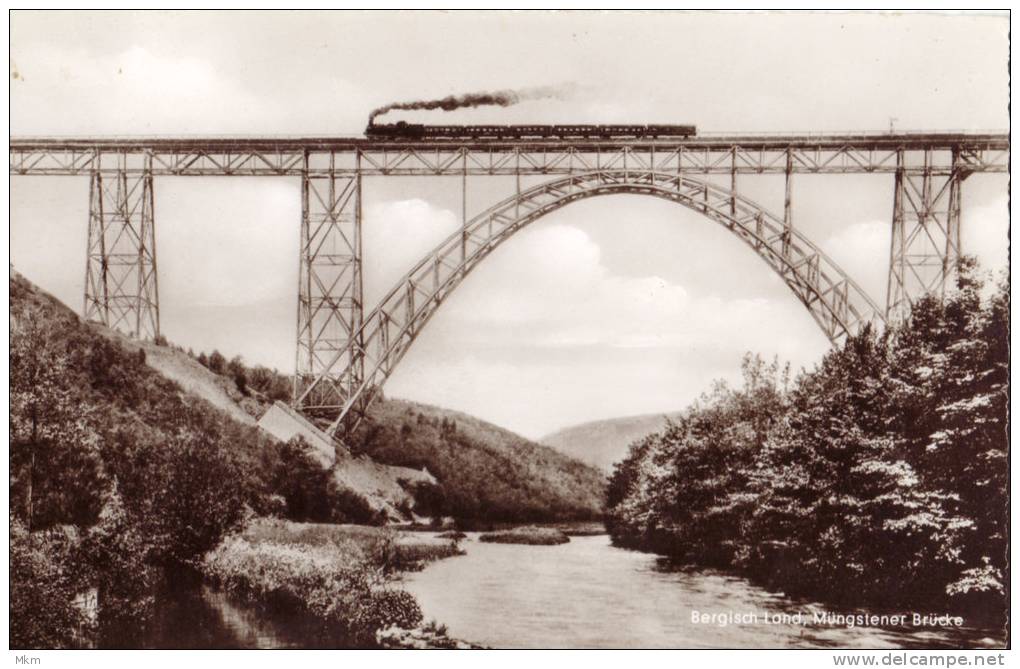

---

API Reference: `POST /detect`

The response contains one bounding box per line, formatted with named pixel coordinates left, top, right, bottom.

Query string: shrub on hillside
left=191, top=349, right=292, bottom=406
left=330, top=486, right=387, bottom=526
left=261, top=437, right=334, bottom=521
left=261, top=436, right=386, bottom=525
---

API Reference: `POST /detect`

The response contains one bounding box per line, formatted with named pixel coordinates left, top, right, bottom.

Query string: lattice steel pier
left=10, top=132, right=1009, bottom=437
left=82, top=153, right=159, bottom=339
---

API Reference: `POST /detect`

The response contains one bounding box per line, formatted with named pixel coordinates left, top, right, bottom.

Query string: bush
left=107, top=426, right=251, bottom=566
left=78, top=493, right=156, bottom=646
left=328, top=485, right=386, bottom=526
left=262, top=437, right=336, bottom=521
left=202, top=536, right=423, bottom=647
left=479, top=526, right=570, bottom=545
left=409, top=481, right=448, bottom=522
left=207, top=350, right=226, bottom=374
left=261, top=437, right=387, bottom=525
left=363, top=590, right=423, bottom=631
left=10, top=520, right=91, bottom=649
left=194, top=353, right=292, bottom=406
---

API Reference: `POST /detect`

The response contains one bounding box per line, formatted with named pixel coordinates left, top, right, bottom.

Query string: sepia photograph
left=6, top=8, right=1011, bottom=658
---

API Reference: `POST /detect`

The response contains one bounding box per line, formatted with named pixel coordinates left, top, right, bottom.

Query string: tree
left=207, top=350, right=226, bottom=374
left=10, top=306, right=106, bottom=530
left=106, top=419, right=251, bottom=566
left=227, top=356, right=249, bottom=394
left=885, top=262, right=1009, bottom=605
left=262, top=437, right=337, bottom=522
left=78, top=490, right=156, bottom=646
left=10, top=520, right=90, bottom=649
left=606, top=265, right=1008, bottom=615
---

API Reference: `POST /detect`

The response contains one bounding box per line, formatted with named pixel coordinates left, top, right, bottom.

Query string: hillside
left=178, top=348, right=609, bottom=525
left=350, top=399, right=607, bottom=525
left=12, top=269, right=276, bottom=647
left=10, top=272, right=606, bottom=527
left=542, top=412, right=685, bottom=472
left=95, top=325, right=259, bottom=427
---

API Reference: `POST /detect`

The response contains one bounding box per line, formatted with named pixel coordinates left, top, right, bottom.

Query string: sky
left=9, top=11, right=1010, bottom=439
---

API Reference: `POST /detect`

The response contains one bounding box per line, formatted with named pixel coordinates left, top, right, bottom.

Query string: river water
left=400, top=533, right=1005, bottom=650
left=138, top=532, right=1004, bottom=649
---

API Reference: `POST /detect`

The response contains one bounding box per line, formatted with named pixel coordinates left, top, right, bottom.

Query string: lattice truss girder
left=886, top=148, right=964, bottom=322
left=83, top=158, right=160, bottom=339
left=296, top=169, right=884, bottom=440
left=10, top=137, right=1009, bottom=177
left=294, top=156, right=365, bottom=417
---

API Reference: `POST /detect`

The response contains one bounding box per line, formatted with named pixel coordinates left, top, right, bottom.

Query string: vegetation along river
left=138, top=531, right=1004, bottom=649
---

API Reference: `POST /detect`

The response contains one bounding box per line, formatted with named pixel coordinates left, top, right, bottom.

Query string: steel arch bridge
left=297, top=169, right=883, bottom=438
left=9, top=131, right=1009, bottom=442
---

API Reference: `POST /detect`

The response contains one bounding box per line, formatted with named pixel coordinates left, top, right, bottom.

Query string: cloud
left=362, top=199, right=461, bottom=309
left=962, top=197, right=1009, bottom=276
left=10, top=43, right=370, bottom=135
left=357, top=198, right=829, bottom=351
left=821, top=220, right=891, bottom=306
left=12, top=45, right=235, bottom=133
left=379, top=218, right=830, bottom=437
left=432, top=222, right=825, bottom=357
left=820, top=194, right=1009, bottom=313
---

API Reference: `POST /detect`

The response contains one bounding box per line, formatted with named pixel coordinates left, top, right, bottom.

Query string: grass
left=554, top=521, right=607, bottom=536
left=437, top=530, right=467, bottom=540
left=239, top=517, right=463, bottom=573
left=200, top=518, right=465, bottom=647
left=478, top=526, right=570, bottom=545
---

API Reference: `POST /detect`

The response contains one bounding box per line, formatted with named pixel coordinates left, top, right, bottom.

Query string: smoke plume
left=369, top=85, right=575, bottom=124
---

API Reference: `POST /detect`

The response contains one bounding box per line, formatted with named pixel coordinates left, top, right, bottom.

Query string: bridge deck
left=10, top=132, right=1008, bottom=177
left=8, top=131, right=1010, bottom=152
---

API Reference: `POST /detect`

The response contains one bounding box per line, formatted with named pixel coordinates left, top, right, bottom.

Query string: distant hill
left=542, top=412, right=685, bottom=472
left=350, top=398, right=608, bottom=525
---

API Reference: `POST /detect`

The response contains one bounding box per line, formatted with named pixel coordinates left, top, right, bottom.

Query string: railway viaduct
left=9, top=131, right=1009, bottom=439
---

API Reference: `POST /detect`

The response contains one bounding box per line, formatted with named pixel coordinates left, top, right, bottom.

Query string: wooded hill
left=542, top=411, right=685, bottom=472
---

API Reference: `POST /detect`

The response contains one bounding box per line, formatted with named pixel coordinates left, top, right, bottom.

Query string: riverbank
left=200, top=518, right=470, bottom=648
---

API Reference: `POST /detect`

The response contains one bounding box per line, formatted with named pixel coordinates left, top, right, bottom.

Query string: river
left=400, top=533, right=1004, bottom=649
left=138, top=532, right=1004, bottom=649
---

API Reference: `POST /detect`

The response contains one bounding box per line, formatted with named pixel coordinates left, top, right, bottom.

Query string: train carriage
left=365, top=122, right=697, bottom=140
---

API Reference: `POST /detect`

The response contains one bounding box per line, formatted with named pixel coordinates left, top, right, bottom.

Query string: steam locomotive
left=365, top=121, right=697, bottom=140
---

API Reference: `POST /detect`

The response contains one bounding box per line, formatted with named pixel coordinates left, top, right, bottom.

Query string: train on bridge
left=365, top=121, right=698, bottom=140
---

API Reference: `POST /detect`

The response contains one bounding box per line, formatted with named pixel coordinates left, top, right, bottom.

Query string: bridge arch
left=298, top=169, right=884, bottom=438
